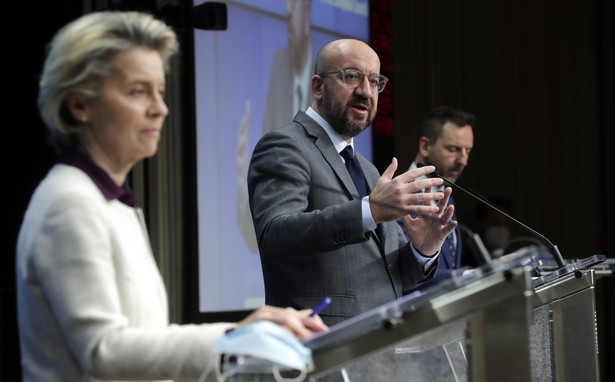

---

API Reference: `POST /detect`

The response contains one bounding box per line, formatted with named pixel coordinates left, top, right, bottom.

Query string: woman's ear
left=65, top=92, right=89, bottom=124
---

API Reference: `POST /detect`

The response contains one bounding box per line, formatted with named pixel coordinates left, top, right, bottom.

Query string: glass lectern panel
left=305, top=260, right=535, bottom=382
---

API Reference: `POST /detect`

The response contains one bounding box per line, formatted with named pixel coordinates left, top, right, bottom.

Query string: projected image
left=194, top=0, right=369, bottom=312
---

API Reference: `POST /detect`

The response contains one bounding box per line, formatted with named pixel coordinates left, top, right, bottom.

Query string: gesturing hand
left=401, top=186, right=457, bottom=256
left=369, top=158, right=447, bottom=223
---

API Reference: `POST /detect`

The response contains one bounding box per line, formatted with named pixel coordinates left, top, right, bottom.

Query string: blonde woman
left=17, top=11, right=326, bottom=382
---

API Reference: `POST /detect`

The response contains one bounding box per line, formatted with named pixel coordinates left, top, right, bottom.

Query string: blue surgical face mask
left=211, top=321, right=314, bottom=382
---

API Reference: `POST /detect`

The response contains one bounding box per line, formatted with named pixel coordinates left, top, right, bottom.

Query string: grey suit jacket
left=248, top=111, right=436, bottom=325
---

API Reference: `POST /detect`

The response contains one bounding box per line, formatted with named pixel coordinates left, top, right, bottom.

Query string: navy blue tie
left=440, top=197, right=459, bottom=269
left=340, top=145, right=368, bottom=197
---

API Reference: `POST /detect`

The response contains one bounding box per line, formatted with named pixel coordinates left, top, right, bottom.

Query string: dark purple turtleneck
left=58, top=150, right=139, bottom=207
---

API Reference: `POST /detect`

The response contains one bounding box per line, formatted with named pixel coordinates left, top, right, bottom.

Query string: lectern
left=303, top=255, right=608, bottom=382
left=529, top=255, right=606, bottom=382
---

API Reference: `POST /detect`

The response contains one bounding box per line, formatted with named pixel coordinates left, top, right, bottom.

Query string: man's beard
left=322, top=85, right=375, bottom=138
left=423, top=158, right=462, bottom=183
left=445, top=173, right=459, bottom=183
left=443, top=164, right=464, bottom=183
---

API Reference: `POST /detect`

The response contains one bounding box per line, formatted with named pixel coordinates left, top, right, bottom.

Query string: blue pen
left=309, top=297, right=331, bottom=317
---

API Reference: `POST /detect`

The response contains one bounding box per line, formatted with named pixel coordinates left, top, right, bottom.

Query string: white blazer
left=16, top=164, right=232, bottom=382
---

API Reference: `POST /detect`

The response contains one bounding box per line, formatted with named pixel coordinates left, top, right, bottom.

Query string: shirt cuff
left=363, top=196, right=438, bottom=273
left=411, top=244, right=440, bottom=273
left=362, top=196, right=377, bottom=232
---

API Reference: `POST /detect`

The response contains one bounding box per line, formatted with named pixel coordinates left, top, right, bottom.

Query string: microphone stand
left=417, top=163, right=566, bottom=269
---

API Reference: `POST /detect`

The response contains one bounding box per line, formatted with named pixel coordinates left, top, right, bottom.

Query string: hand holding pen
left=310, top=297, right=331, bottom=317
left=236, top=304, right=328, bottom=340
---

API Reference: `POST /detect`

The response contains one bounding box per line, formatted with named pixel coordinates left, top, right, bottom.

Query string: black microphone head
left=416, top=162, right=440, bottom=179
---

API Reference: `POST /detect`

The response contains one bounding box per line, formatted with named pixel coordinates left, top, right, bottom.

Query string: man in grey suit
left=248, top=39, right=457, bottom=326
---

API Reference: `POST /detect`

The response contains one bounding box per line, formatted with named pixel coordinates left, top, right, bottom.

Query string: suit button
left=334, top=235, right=343, bottom=245
left=388, top=263, right=393, bottom=270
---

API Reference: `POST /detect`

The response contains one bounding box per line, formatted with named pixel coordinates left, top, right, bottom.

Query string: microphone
left=416, top=163, right=566, bottom=268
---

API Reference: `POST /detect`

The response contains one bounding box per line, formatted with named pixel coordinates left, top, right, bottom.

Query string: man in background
left=408, top=106, right=475, bottom=288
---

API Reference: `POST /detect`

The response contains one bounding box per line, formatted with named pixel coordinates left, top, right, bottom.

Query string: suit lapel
left=355, top=152, right=379, bottom=194
left=356, top=152, right=390, bottom=248
left=297, top=113, right=360, bottom=198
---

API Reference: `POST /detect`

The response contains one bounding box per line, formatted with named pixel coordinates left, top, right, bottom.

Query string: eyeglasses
left=318, top=68, right=389, bottom=93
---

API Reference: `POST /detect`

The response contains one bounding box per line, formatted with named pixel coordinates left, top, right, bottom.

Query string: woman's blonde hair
left=38, top=11, right=178, bottom=152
